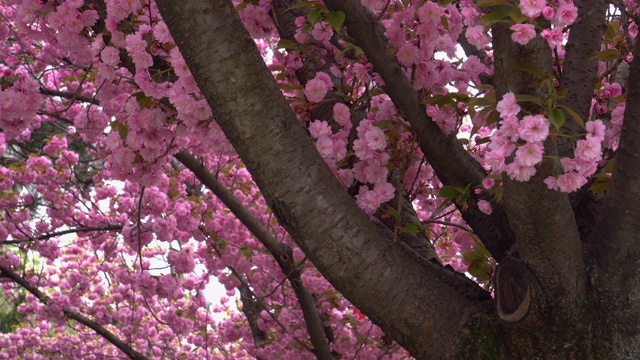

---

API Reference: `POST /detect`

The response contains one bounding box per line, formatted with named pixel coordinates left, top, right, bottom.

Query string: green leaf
left=403, top=223, right=421, bottom=236
left=287, top=1, right=323, bottom=10
left=384, top=204, right=401, bottom=223
left=478, top=10, right=510, bottom=25
left=133, top=91, right=153, bottom=109
left=463, top=250, right=487, bottom=263
left=515, top=94, right=545, bottom=108
left=508, top=7, right=528, bottom=23
left=589, top=175, right=610, bottom=194
left=326, top=10, right=345, bottom=31
left=557, top=104, right=585, bottom=129
left=438, top=185, right=460, bottom=200
left=602, top=157, right=616, bottom=173
left=604, top=21, right=619, bottom=41
left=467, top=260, right=491, bottom=281
left=475, top=0, right=509, bottom=6
left=425, top=94, right=456, bottom=106
left=306, top=7, right=323, bottom=25
left=110, top=120, right=129, bottom=139
left=548, top=107, right=566, bottom=130
left=276, top=39, right=298, bottom=50
left=592, top=49, right=620, bottom=62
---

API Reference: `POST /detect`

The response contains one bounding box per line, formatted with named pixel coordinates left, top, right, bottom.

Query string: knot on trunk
left=496, top=257, right=531, bottom=323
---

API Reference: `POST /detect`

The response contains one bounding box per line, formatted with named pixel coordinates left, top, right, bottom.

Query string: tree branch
left=489, top=12, right=588, bottom=351
left=322, top=0, right=515, bottom=261
left=2, top=225, right=123, bottom=245
left=157, top=1, right=499, bottom=357
left=590, top=40, right=640, bottom=352
left=174, top=151, right=333, bottom=359
left=0, top=264, right=148, bottom=360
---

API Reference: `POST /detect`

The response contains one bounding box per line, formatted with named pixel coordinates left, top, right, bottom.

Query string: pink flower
left=496, top=92, right=520, bottom=117
left=510, top=23, right=537, bottom=46
left=396, top=43, right=421, bottom=66
left=518, top=115, right=550, bottom=143
left=586, top=120, right=606, bottom=141
left=541, top=27, right=564, bottom=49
left=333, top=103, right=351, bottom=126
left=311, top=22, right=333, bottom=42
left=553, top=3, right=578, bottom=27
left=507, top=159, right=537, bottom=181
left=364, top=126, right=387, bottom=151
left=515, top=142, right=544, bottom=166
left=304, top=78, right=328, bottom=103
left=482, top=177, right=495, bottom=189
left=315, top=136, right=334, bottom=158
left=556, top=172, right=587, bottom=192
left=519, top=0, right=546, bottom=18
left=542, top=6, right=555, bottom=20
left=604, top=82, right=622, bottom=98
left=574, top=136, right=602, bottom=160
left=478, top=200, right=492, bottom=215
left=466, top=25, right=491, bottom=49
left=101, top=46, right=120, bottom=66
left=309, top=120, right=331, bottom=139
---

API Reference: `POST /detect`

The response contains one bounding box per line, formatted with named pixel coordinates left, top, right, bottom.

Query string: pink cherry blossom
left=496, top=92, right=521, bottom=117
left=477, top=200, right=492, bottom=215
left=510, top=23, right=537, bottom=46
left=553, top=3, right=578, bottom=27
left=518, top=115, right=550, bottom=143
left=304, top=77, right=328, bottom=103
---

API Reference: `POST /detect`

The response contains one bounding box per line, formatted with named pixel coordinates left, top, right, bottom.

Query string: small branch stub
left=496, top=257, right=532, bottom=323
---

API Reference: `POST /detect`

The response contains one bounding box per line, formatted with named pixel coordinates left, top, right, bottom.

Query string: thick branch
left=591, top=40, right=640, bottom=349
left=156, top=1, right=499, bottom=357
left=0, top=264, right=148, bottom=360
left=174, top=151, right=332, bottom=359
left=490, top=15, right=588, bottom=354
left=2, top=225, right=123, bottom=245
left=322, top=0, right=515, bottom=261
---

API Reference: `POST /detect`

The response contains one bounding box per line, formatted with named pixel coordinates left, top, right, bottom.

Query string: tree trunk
left=154, top=0, right=640, bottom=358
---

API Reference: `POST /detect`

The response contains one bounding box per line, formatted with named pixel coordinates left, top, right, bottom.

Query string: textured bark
left=491, top=17, right=591, bottom=356
left=156, top=1, right=500, bottom=358
left=590, top=42, right=640, bottom=357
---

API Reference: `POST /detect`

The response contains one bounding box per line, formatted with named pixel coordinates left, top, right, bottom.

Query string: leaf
left=467, top=260, right=491, bottom=281
left=287, top=1, right=323, bottom=10
left=602, top=157, right=616, bottom=173
left=438, top=185, right=460, bottom=200
left=403, top=223, right=421, bottom=236
left=133, top=91, right=153, bottom=109
left=326, top=10, right=345, bottom=31
left=425, top=94, right=456, bottom=106
left=515, top=94, right=545, bottom=108
left=592, top=49, right=620, bottom=62
left=589, top=175, right=610, bottom=194
left=557, top=104, right=585, bottom=129
left=109, top=120, right=129, bottom=139
left=306, top=7, right=323, bottom=25
left=513, top=61, right=545, bottom=79
left=475, top=0, right=509, bottom=6
left=463, top=250, right=487, bottom=263
left=508, top=7, right=528, bottom=23
left=478, top=10, right=510, bottom=25
left=604, top=22, right=617, bottom=41
left=384, top=204, right=401, bottom=223
left=276, top=39, right=298, bottom=50
left=548, top=107, right=566, bottom=130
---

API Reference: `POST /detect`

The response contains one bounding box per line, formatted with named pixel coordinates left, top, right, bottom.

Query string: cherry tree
left=0, top=0, right=638, bottom=358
